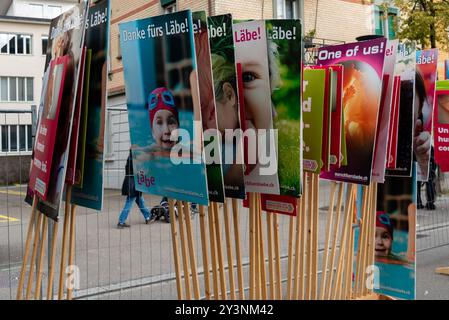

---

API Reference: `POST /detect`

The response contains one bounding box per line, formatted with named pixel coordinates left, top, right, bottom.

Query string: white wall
left=0, top=21, right=48, bottom=118
left=7, top=0, right=76, bottom=19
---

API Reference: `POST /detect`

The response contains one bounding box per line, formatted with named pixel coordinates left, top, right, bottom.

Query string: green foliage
left=391, top=0, right=449, bottom=49
left=275, top=118, right=301, bottom=196
left=208, top=14, right=235, bottom=63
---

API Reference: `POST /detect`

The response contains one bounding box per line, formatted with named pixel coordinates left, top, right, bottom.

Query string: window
left=47, top=5, right=62, bottom=18
left=19, top=125, right=26, bottom=151
left=0, top=33, right=8, bottom=53
left=27, top=125, right=32, bottom=150
left=17, top=34, right=24, bottom=54
left=117, top=34, right=122, bottom=60
left=26, top=78, right=33, bottom=101
left=41, top=36, right=48, bottom=55
left=374, top=6, right=398, bottom=40
left=0, top=77, right=7, bottom=100
left=0, top=125, right=32, bottom=153
left=0, top=77, right=34, bottom=102
left=9, top=34, right=16, bottom=54
left=0, top=33, right=32, bottom=55
left=161, top=0, right=177, bottom=13
left=10, top=126, right=17, bottom=151
left=388, top=13, right=397, bottom=40
left=9, top=77, right=17, bottom=101
left=285, top=0, right=298, bottom=19
left=25, top=36, right=32, bottom=54
left=28, top=3, right=44, bottom=18
left=18, top=77, right=25, bottom=101
left=1, top=126, right=8, bottom=152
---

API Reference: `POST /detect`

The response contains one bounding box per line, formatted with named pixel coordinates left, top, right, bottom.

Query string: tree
left=392, top=0, right=449, bottom=49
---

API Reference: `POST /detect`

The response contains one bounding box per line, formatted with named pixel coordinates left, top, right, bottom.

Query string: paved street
left=1, top=182, right=448, bottom=300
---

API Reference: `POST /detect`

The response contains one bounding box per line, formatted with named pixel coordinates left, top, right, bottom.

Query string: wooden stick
left=364, top=183, right=376, bottom=296
left=266, top=211, right=275, bottom=300
left=286, top=215, right=295, bottom=300
left=58, top=186, right=72, bottom=300
left=361, top=185, right=371, bottom=297
left=208, top=204, right=219, bottom=300
left=325, top=183, right=344, bottom=300
left=16, top=195, right=37, bottom=300
left=223, top=199, right=236, bottom=300
left=436, top=267, right=449, bottom=276
left=169, top=200, right=183, bottom=300
left=254, top=195, right=260, bottom=300
left=183, top=201, right=201, bottom=300
left=306, top=172, right=313, bottom=300
left=355, top=186, right=369, bottom=297
left=198, top=205, right=211, bottom=300
left=319, top=182, right=337, bottom=300
left=273, top=213, right=282, bottom=300
left=360, top=184, right=373, bottom=297
left=311, top=173, right=319, bottom=300
left=293, top=197, right=303, bottom=300
left=370, top=183, right=378, bottom=292
left=333, top=184, right=354, bottom=300
left=340, top=185, right=356, bottom=300
left=299, top=179, right=308, bottom=300
left=343, top=193, right=356, bottom=300
left=213, top=202, right=227, bottom=300
left=344, top=220, right=355, bottom=300
left=34, top=215, right=48, bottom=300
left=249, top=194, right=255, bottom=300
left=232, top=198, right=245, bottom=300
left=67, top=204, right=77, bottom=300
left=176, top=201, right=192, bottom=300
left=258, top=195, right=267, bottom=300
left=25, top=211, right=43, bottom=300
left=46, top=221, right=59, bottom=300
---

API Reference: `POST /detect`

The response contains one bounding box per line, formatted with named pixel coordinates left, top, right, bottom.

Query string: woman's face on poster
left=152, top=109, right=178, bottom=150
left=375, top=227, right=392, bottom=257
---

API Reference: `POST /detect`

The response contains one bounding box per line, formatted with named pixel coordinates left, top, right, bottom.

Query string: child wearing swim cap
left=375, top=211, right=394, bottom=258
left=148, top=87, right=179, bottom=151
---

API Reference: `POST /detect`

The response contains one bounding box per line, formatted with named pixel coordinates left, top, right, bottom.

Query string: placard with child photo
left=119, top=10, right=209, bottom=205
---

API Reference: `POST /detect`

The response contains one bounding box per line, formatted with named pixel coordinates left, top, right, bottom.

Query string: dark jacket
left=121, top=152, right=140, bottom=197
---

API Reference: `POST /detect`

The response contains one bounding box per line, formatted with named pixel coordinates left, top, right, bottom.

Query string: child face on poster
left=375, top=211, right=393, bottom=257
left=414, top=72, right=431, bottom=172
left=239, top=40, right=272, bottom=132
left=212, top=54, right=239, bottom=135
left=148, top=88, right=179, bottom=150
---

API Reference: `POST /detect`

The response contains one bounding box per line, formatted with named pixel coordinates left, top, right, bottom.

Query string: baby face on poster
left=238, top=35, right=272, bottom=132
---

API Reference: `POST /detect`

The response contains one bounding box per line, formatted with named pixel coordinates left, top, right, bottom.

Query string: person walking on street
left=417, top=147, right=437, bottom=210
left=118, top=150, right=156, bottom=228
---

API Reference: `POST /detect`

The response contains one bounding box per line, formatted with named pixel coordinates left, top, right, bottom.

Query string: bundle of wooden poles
left=168, top=173, right=381, bottom=301
left=16, top=186, right=78, bottom=300
left=16, top=177, right=380, bottom=300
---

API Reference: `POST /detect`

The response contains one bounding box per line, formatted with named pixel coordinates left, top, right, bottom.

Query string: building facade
left=0, top=0, right=76, bottom=184
left=104, top=0, right=384, bottom=188
left=104, top=0, right=447, bottom=189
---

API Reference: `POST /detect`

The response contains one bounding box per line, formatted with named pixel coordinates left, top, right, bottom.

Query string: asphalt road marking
left=0, top=189, right=26, bottom=197
left=0, top=215, right=20, bottom=223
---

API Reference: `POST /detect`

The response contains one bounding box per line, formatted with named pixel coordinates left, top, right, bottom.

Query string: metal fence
left=416, top=170, right=449, bottom=252
left=1, top=109, right=448, bottom=300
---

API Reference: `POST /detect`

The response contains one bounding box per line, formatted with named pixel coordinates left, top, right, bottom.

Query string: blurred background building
left=0, top=0, right=77, bottom=184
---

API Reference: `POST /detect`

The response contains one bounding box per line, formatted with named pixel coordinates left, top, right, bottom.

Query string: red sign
left=28, top=56, right=69, bottom=200
left=434, top=90, right=449, bottom=172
